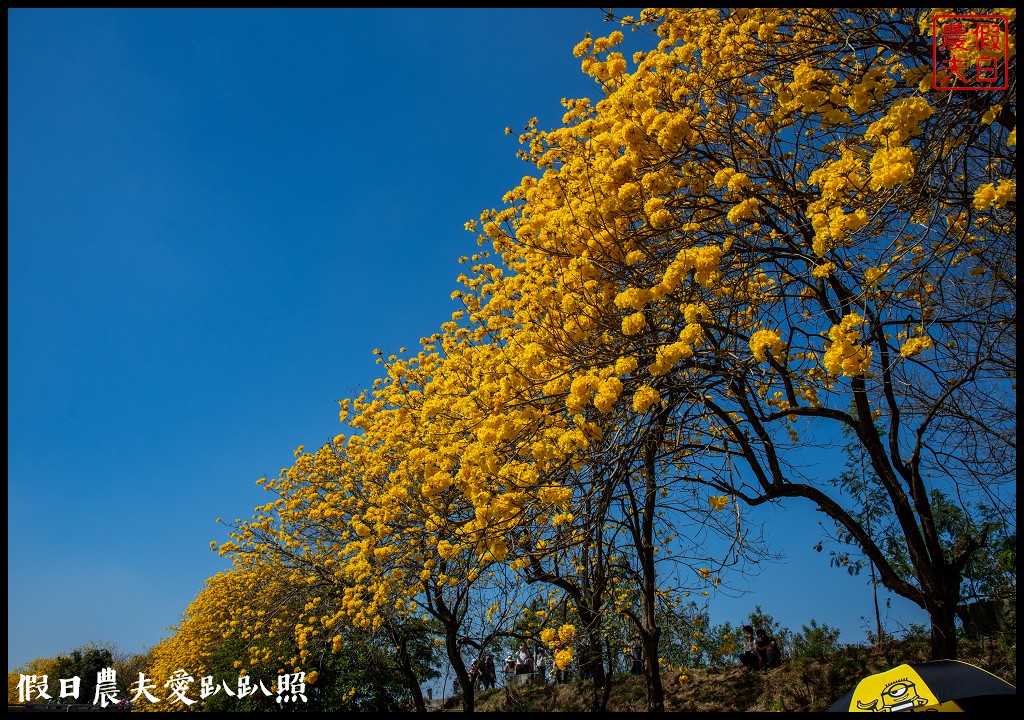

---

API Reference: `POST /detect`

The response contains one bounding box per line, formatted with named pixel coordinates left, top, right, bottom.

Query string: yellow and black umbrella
left=829, top=660, right=1015, bottom=712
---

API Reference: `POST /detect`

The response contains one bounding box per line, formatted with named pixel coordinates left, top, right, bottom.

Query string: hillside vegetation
left=445, top=636, right=1016, bottom=712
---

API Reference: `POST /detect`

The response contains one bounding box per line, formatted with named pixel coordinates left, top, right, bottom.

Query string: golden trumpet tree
left=8, top=656, right=61, bottom=705
left=224, top=341, right=549, bottom=713
left=421, top=235, right=750, bottom=710
left=144, top=565, right=309, bottom=712
left=226, top=286, right=740, bottom=712
left=214, top=9, right=1013, bottom=714
left=148, top=560, right=431, bottom=712
left=465, top=7, right=1014, bottom=662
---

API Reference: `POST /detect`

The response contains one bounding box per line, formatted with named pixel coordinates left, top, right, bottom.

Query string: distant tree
left=789, top=619, right=843, bottom=661
left=8, top=642, right=149, bottom=708
left=48, top=642, right=120, bottom=706
left=146, top=566, right=439, bottom=712
left=656, top=601, right=716, bottom=671
left=112, top=646, right=153, bottom=691
left=8, top=656, right=61, bottom=705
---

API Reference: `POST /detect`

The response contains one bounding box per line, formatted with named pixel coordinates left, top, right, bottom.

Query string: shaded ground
left=440, top=636, right=1016, bottom=712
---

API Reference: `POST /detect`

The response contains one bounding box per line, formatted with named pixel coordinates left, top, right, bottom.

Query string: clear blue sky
left=8, top=8, right=928, bottom=673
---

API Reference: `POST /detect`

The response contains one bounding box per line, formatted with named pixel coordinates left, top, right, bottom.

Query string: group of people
left=502, top=643, right=549, bottom=681
left=738, top=625, right=781, bottom=671
left=454, top=626, right=779, bottom=696
left=456, top=643, right=557, bottom=696
left=466, top=654, right=498, bottom=692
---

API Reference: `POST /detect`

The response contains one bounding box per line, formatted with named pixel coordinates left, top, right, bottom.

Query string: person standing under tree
left=628, top=631, right=644, bottom=675
left=515, top=643, right=533, bottom=675
left=482, top=654, right=496, bottom=690
left=534, top=646, right=548, bottom=684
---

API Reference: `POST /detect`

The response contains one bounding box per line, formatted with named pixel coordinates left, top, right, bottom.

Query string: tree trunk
left=641, top=626, right=664, bottom=712
left=441, top=621, right=473, bottom=712
left=924, top=576, right=960, bottom=660
left=390, top=625, right=427, bottom=713
left=639, top=418, right=666, bottom=712
left=585, top=631, right=609, bottom=712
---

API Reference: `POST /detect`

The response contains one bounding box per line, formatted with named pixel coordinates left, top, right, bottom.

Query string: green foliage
left=658, top=602, right=722, bottom=669
left=471, top=634, right=1017, bottom=712
left=961, top=530, right=1016, bottom=603
left=198, top=622, right=438, bottom=712
left=49, top=642, right=120, bottom=705
left=300, top=638, right=410, bottom=713
left=790, top=620, right=843, bottom=661
left=827, top=432, right=1016, bottom=606
left=201, top=635, right=277, bottom=713
left=899, top=623, right=933, bottom=643
left=670, top=605, right=805, bottom=671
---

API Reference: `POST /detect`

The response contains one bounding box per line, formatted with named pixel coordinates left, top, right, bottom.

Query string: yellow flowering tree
left=144, top=566, right=301, bottom=712
left=444, top=226, right=757, bottom=711
left=147, top=562, right=433, bottom=712
left=472, top=8, right=1014, bottom=662
left=9, top=656, right=61, bottom=705
left=199, top=11, right=1013, bottom=713
left=224, top=338, right=554, bottom=713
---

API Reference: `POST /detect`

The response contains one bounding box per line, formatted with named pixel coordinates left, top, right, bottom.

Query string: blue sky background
left=8, top=8, right=929, bottom=673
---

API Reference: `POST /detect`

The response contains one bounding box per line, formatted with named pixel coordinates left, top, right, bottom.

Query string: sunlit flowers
left=551, top=512, right=575, bottom=527
left=868, top=146, right=915, bottom=190
left=708, top=495, right=730, bottom=511
left=748, top=329, right=784, bottom=362
left=622, top=311, right=648, bottom=336
left=823, top=311, right=872, bottom=376
left=632, top=386, right=661, bottom=413
left=554, top=648, right=574, bottom=670
left=973, top=179, right=1015, bottom=210
left=538, top=485, right=574, bottom=506
left=899, top=335, right=933, bottom=358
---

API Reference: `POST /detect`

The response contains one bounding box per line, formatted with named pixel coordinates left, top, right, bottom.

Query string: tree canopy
left=203, top=7, right=1014, bottom=712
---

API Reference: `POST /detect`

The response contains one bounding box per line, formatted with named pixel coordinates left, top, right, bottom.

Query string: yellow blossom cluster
left=748, top=329, right=785, bottom=362
left=823, top=312, right=872, bottom=376
left=973, top=179, right=1015, bottom=210
left=899, top=333, right=933, bottom=358
left=632, top=385, right=662, bottom=413
left=708, top=495, right=730, bottom=511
